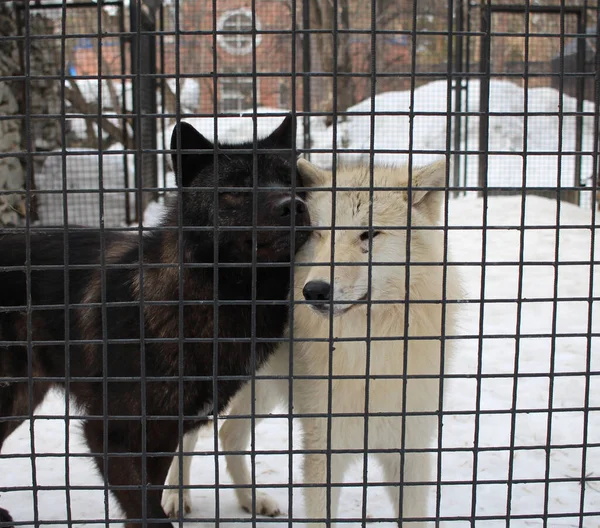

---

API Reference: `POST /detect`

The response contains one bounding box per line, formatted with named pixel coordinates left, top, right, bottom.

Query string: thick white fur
left=162, top=160, right=464, bottom=526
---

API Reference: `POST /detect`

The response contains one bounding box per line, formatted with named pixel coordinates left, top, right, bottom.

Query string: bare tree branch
left=65, top=80, right=134, bottom=149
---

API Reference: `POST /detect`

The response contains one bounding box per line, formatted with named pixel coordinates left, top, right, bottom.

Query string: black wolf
left=0, top=116, right=309, bottom=527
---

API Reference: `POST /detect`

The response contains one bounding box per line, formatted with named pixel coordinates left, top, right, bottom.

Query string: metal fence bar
left=0, top=1, right=598, bottom=527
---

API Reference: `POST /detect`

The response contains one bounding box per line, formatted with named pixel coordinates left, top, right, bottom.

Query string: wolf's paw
left=239, top=491, right=281, bottom=517
left=161, top=487, right=192, bottom=518
left=0, top=507, right=13, bottom=528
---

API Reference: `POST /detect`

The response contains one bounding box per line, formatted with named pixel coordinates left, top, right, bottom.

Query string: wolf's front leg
left=161, top=428, right=199, bottom=518
left=220, top=364, right=286, bottom=517
left=376, top=450, right=432, bottom=527
left=374, top=415, right=434, bottom=527
left=301, top=418, right=354, bottom=528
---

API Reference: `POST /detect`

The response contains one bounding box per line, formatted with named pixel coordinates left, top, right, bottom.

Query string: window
left=219, top=75, right=258, bottom=113
left=217, top=9, right=261, bottom=56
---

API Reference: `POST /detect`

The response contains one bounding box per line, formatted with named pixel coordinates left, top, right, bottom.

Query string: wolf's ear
left=260, top=114, right=294, bottom=150
left=170, top=122, right=214, bottom=187
left=297, top=158, right=329, bottom=188
left=411, top=159, right=447, bottom=216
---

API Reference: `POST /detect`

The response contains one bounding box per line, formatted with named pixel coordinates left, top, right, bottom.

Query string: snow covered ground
left=2, top=193, right=599, bottom=527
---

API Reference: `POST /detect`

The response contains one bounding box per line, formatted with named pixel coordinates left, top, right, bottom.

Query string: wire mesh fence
left=0, top=0, right=598, bottom=527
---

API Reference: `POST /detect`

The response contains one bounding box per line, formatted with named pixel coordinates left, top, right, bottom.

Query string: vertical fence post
left=574, top=9, right=585, bottom=201
left=130, top=0, right=158, bottom=220
left=119, top=2, right=132, bottom=225
left=452, top=0, right=464, bottom=196
left=302, top=0, right=311, bottom=158
left=478, top=3, right=491, bottom=197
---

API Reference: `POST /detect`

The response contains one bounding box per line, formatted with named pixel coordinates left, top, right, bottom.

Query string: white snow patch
left=312, top=80, right=597, bottom=205
left=35, top=148, right=135, bottom=227
left=166, top=79, right=201, bottom=112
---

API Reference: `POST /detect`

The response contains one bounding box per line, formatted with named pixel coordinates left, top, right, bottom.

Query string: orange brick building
left=160, top=0, right=305, bottom=113
left=66, top=0, right=413, bottom=115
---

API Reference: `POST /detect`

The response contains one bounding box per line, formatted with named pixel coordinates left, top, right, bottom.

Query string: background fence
left=0, top=0, right=599, bottom=526
left=1, top=0, right=598, bottom=228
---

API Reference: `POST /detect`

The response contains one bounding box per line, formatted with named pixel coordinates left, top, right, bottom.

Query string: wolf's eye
left=359, top=230, right=381, bottom=242
left=221, top=192, right=246, bottom=208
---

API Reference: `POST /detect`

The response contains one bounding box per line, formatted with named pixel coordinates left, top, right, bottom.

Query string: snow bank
left=314, top=80, right=597, bottom=194
left=35, top=148, right=135, bottom=227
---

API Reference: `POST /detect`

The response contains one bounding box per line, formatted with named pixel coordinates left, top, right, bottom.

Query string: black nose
left=303, top=281, right=331, bottom=302
left=277, top=197, right=308, bottom=224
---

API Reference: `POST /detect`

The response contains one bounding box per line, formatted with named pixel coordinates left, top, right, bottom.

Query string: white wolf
left=162, top=159, right=464, bottom=527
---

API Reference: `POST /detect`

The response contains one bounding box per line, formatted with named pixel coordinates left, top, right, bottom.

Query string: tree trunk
left=310, top=0, right=355, bottom=126
left=0, top=3, right=25, bottom=226
left=0, top=5, right=63, bottom=226
left=28, top=11, right=63, bottom=167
